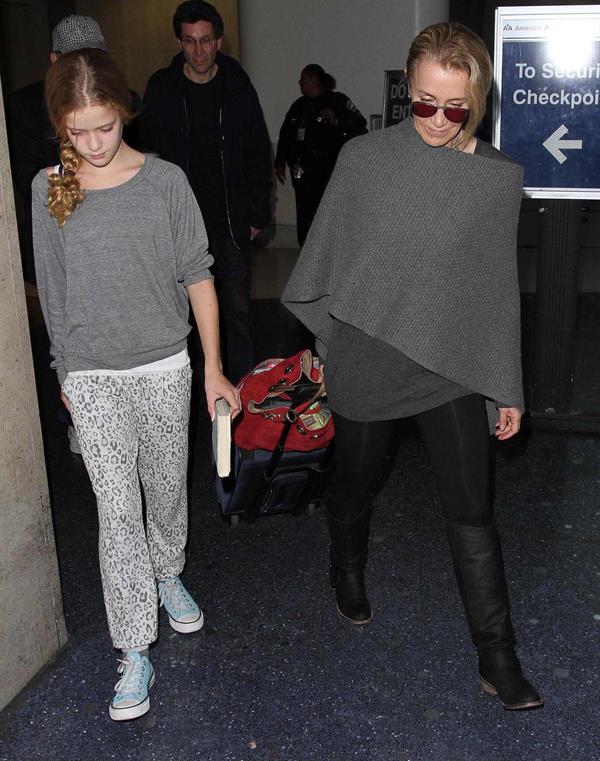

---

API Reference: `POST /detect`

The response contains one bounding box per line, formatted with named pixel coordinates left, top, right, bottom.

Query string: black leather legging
left=330, top=394, right=494, bottom=527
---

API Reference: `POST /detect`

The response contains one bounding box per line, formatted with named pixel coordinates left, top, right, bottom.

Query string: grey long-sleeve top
left=32, top=155, right=213, bottom=384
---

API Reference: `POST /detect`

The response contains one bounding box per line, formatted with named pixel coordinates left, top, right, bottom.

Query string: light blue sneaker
left=109, top=651, right=155, bottom=722
left=158, top=577, right=204, bottom=633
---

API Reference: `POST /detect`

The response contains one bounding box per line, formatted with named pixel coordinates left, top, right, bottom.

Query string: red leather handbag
left=233, top=349, right=334, bottom=452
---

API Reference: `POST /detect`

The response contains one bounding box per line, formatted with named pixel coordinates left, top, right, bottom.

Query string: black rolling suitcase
left=216, top=443, right=334, bottom=526
left=215, top=351, right=334, bottom=526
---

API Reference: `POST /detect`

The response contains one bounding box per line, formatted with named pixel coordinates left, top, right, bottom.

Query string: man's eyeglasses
left=411, top=101, right=470, bottom=124
left=181, top=35, right=217, bottom=49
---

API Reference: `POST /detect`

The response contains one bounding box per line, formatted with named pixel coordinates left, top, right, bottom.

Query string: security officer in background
left=275, top=64, right=367, bottom=246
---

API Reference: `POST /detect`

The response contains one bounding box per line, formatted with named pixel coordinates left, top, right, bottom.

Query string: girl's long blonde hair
left=406, top=22, right=493, bottom=149
left=45, top=49, right=134, bottom=226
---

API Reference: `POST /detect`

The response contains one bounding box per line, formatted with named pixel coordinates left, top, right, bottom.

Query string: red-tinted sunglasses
left=411, top=101, right=470, bottom=124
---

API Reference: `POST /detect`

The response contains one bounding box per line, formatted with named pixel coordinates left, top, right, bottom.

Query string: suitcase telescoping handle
left=246, top=379, right=324, bottom=522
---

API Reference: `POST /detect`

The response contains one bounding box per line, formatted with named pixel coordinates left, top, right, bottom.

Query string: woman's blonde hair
left=406, top=22, right=493, bottom=148
left=45, top=49, right=134, bottom=226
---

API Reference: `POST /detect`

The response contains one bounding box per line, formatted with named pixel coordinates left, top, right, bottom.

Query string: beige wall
left=75, top=0, right=240, bottom=96
left=0, top=76, right=67, bottom=712
left=238, top=0, right=450, bottom=244
left=0, top=1, right=239, bottom=96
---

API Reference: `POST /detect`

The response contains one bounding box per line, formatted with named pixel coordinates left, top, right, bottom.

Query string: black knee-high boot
left=326, top=503, right=372, bottom=624
left=446, top=523, right=543, bottom=710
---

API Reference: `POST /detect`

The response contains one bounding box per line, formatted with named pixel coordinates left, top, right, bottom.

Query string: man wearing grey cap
left=50, top=14, right=107, bottom=58
left=8, top=15, right=108, bottom=205
left=7, top=15, right=111, bottom=454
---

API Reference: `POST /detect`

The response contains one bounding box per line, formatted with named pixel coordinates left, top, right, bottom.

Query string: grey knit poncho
left=282, top=118, right=525, bottom=412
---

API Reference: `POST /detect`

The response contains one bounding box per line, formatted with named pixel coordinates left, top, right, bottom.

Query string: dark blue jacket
left=141, top=51, right=272, bottom=247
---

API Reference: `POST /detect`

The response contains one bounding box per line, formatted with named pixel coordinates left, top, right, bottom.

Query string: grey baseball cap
left=51, top=14, right=107, bottom=54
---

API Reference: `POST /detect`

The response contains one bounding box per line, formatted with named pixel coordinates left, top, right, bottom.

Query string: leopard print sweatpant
left=62, top=365, right=192, bottom=649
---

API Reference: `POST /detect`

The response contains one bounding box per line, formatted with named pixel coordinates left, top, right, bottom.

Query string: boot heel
left=479, top=650, right=544, bottom=710
left=336, top=604, right=372, bottom=625
left=480, top=676, right=498, bottom=696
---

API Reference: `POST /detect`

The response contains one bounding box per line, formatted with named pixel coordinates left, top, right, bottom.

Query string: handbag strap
left=264, top=379, right=324, bottom=477
left=246, top=379, right=324, bottom=522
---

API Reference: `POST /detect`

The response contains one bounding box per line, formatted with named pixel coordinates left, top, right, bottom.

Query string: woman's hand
left=275, top=165, right=286, bottom=185
left=495, top=406, right=521, bottom=440
left=204, top=368, right=241, bottom=421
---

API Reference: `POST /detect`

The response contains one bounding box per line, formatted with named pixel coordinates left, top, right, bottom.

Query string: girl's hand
left=204, top=368, right=241, bottom=421
left=495, top=406, right=521, bottom=440
left=60, top=388, right=71, bottom=412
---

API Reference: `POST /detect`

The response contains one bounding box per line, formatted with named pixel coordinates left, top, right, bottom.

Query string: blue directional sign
left=494, top=6, right=600, bottom=199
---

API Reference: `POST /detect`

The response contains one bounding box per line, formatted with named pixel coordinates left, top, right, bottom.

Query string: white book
left=212, top=398, right=231, bottom=478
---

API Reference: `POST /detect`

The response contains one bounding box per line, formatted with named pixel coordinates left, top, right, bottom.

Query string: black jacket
left=141, top=52, right=272, bottom=247
left=275, top=91, right=367, bottom=175
left=7, top=81, right=59, bottom=199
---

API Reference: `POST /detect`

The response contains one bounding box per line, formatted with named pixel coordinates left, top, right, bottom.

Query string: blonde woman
left=283, top=22, right=543, bottom=711
left=32, top=49, right=239, bottom=721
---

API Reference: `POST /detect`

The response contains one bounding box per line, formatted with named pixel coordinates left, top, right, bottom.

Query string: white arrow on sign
left=542, top=124, right=583, bottom=165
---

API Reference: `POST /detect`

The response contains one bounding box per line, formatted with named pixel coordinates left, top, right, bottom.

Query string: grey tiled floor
left=250, top=246, right=299, bottom=300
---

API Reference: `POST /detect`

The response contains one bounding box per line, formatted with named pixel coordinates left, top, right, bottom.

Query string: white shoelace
left=158, top=580, right=191, bottom=610
left=114, top=657, right=144, bottom=694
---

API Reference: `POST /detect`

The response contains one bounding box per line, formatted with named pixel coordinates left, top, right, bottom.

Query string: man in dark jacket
left=8, top=14, right=141, bottom=455
left=141, top=0, right=272, bottom=383
left=8, top=15, right=109, bottom=283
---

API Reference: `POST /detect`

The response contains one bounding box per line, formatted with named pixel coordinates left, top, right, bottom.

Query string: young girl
left=32, top=48, right=240, bottom=721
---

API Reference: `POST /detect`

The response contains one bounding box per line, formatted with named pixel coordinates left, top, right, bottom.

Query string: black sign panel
left=382, top=70, right=411, bottom=128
